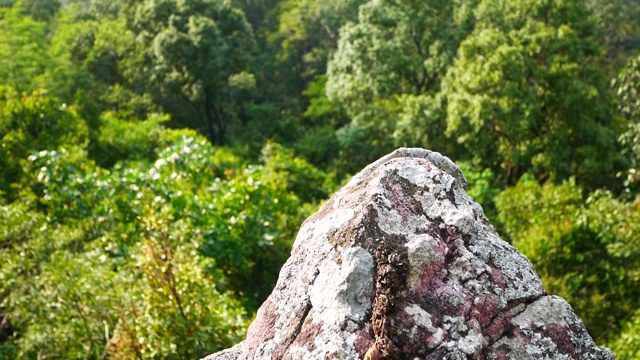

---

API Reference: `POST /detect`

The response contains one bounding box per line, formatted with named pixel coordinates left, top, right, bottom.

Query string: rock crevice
left=203, top=148, right=615, bottom=360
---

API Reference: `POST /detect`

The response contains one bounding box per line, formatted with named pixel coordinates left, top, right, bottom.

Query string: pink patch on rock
left=540, top=323, right=577, bottom=355
left=491, top=267, right=506, bottom=289
left=354, top=323, right=375, bottom=357
left=485, top=310, right=514, bottom=341
left=380, top=175, right=422, bottom=224
left=244, top=299, right=277, bottom=357
left=472, top=293, right=501, bottom=329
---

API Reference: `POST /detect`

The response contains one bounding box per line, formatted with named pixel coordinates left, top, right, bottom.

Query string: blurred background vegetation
left=1, top=0, right=639, bottom=358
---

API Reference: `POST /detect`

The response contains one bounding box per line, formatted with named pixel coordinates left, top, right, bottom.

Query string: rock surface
left=202, top=148, right=615, bottom=360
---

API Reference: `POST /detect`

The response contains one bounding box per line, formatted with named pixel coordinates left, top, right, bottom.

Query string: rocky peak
left=203, top=148, right=615, bottom=360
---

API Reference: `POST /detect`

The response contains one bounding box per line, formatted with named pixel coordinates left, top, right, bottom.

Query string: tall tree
left=45, top=5, right=156, bottom=120
left=275, top=0, right=366, bottom=83
left=21, top=0, right=60, bottom=21
left=326, top=0, right=476, bottom=158
left=587, top=0, right=640, bottom=77
left=133, top=0, right=257, bottom=145
left=0, top=3, right=50, bottom=91
left=614, top=53, right=640, bottom=194
left=443, top=0, right=621, bottom=187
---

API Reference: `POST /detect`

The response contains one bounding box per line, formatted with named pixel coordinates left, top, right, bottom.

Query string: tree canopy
left=444, top=0, right=621, bottom=187
left=1, top=0, right=640, bottom=358
left=132, top=0, right=257, bottom=145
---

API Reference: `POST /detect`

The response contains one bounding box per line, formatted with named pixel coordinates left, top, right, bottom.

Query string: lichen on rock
left=202, top=148, right=615, bottom=360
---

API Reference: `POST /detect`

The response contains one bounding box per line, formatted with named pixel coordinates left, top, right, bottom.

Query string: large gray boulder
left=203, top=148, right=615, bottom=360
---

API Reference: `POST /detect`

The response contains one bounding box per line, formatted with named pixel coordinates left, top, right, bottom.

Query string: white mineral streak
left=512, top=296, right=576, bottom=330
left=292, top=206, right=354, bottom=250
left=309, top=247, right=374, bottom=327
left=458, top=323, right=485, bottom=356
left=404, top=303, right=440, bottom=340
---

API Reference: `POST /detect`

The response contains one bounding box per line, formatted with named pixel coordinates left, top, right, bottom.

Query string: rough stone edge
left=201, top=342, right=244, bottom=360
left=348, top=147, right=468, bottom=191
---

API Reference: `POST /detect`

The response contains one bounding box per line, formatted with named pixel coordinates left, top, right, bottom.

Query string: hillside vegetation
left=1, top=0, right=640, bottom=358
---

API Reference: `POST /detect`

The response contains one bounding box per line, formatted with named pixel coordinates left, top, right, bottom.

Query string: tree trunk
left=213, top=102, right=226, bottom=145
left=203, top=92, right=220, bottom=145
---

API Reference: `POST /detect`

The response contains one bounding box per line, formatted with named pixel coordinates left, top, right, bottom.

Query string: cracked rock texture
left=202, top=148, right=615, bottom=360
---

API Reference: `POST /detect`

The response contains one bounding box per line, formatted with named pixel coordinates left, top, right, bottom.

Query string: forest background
left=1, top=0, right=640, bottom=358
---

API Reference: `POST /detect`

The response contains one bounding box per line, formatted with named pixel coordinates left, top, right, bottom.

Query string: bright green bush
left=92, top=111, right=169, bottom=168
left=0, top=87, right=88, bottom=200
left=1, top=130, right=331, bottom=358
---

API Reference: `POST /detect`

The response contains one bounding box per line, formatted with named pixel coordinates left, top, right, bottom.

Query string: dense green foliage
left=1, top=0, right=640, bottom=358
left=444, top=0, right=620, bottom=186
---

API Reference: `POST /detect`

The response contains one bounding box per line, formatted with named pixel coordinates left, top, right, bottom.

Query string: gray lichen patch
left=404, top=233, right=444, bottom=288
left=309, top=247, right=375, bottom=328
left=201, top=148, right=615, bottom=360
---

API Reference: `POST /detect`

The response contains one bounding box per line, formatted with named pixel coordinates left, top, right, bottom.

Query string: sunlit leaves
left=614, top=54, right=640, bottom=192
left=107, top=207, right=247, bottom=359
left=135, top=0, right=257, bottom=144
left=0, top=3, right=50, bottom=90
left=443, top=0, right=618, bottom=187
left=326, top=0, right=476, bottom=162
left=610, top=309, right=640, bottom=359
left=1, top=127, right=327, bottom=357
left=1, top=196, right=248, bottom=359
left=0, top=87, right=88, bottom=201
left=0, top=201, right=119, bottom=359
